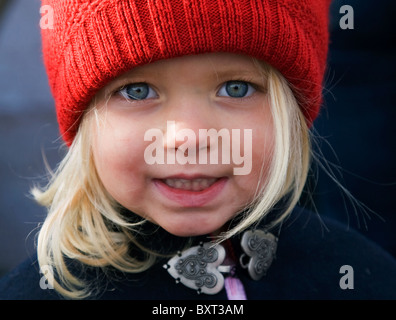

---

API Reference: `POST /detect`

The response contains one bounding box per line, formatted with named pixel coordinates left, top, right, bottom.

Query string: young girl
left=0, top=0, right=395, bottom=300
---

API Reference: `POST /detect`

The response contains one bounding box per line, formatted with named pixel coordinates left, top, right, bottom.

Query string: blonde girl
left=1, top=0, right=395, bottom=300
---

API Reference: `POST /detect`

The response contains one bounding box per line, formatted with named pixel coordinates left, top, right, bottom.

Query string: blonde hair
left=32, top=61, right=311, bottom=299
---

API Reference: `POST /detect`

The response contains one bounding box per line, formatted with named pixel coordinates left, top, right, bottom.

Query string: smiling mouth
left=162, top=178, right=218, bottom=191
left=154, top=176, right=227, bottom=207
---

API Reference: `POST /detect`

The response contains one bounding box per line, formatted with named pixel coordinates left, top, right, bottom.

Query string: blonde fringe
left=33, top=62, right=311, bottom=299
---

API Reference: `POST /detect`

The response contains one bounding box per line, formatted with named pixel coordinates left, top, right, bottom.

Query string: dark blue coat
left=1, top=207, right=395, bottom=300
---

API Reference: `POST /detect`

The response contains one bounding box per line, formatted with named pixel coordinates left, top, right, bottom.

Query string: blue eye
left=119, top=83, right=157, bottom=100
left=218, top=81, right=255, bottom=98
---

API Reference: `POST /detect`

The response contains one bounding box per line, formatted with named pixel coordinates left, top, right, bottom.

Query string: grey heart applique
left=164, top=242, right=230, bottom=295
left=164, top=229, right=278, bottom=295
left=240, top=230, right=278, bottom=280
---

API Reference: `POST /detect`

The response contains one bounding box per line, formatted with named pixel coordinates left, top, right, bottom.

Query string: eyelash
left=113, top=80, right=262, bottom=102
left=117, top=83, right=157, bottom=101
left=217, top=81, right=256, bottom=98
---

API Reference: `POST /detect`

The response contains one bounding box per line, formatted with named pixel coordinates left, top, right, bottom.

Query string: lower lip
left=153, top=178, right=228, bottom=207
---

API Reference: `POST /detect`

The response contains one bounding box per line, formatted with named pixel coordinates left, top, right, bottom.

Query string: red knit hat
left=41, top=0, right=331, bottom=146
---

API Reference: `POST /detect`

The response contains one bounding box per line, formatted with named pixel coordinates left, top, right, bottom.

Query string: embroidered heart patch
left=240, top=230, right=278, bottom=280
left=164, top=242, right=226, bottom=295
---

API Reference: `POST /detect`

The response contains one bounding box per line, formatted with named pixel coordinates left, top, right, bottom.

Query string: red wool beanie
left=40, top=0, right=331, bottom=146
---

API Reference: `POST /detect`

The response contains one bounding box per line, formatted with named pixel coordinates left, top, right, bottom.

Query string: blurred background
left=0, top=0, right=395, bottom=277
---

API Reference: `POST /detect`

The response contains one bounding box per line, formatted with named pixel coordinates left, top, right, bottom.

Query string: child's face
left=91, top=53, right=274, bottom=237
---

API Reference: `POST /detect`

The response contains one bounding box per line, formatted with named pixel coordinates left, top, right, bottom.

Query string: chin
left=160, top=220, right=225, bottom=238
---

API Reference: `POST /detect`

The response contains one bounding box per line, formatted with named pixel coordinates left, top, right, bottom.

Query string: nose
left=163, top=121, right=211, bottom=160
left=162, top=98, right=215, bottom=154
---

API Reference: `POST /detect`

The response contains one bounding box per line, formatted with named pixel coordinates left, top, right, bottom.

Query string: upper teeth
left=164, top=178, right=217, bottom=191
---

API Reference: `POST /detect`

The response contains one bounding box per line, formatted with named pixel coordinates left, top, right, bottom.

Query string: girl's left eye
left=118, top=83, right=157, bottom=100
left=217, top=81, right=255, bottom=98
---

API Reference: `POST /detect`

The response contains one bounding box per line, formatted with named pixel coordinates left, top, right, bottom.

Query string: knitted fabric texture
left=41, top=0, right=331, bottom=146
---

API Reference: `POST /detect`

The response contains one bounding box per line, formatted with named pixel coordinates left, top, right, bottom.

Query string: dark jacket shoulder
left=0, top=255, right=61, bottom=300
left=259, top=207, right=396, bottom=299
left=1, top=206, right=395, bottom=300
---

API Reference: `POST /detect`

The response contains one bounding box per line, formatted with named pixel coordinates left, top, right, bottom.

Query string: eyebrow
left=205, top=54, right=264, bottom=77
left=213, top=69, right=262, bottom=79
left=206, top=67, right=268, bottom=89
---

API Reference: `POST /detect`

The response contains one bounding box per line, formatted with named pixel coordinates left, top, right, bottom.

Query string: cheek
left=229, top=127, right=273, bottom=211
left=253, top=124, right=274, bottom=168
left=245, top=116, right=275, bottom=191
left=91, top=118, right=146, bottom=202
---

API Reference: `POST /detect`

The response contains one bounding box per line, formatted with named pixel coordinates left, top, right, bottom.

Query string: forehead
left=116, top=52, right=264, bottom=80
